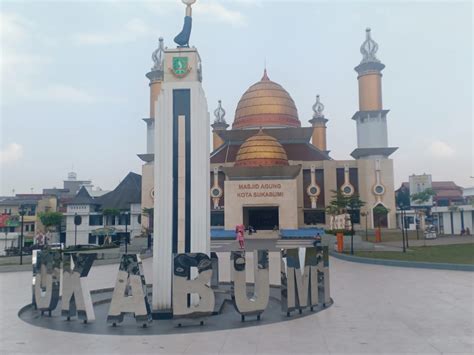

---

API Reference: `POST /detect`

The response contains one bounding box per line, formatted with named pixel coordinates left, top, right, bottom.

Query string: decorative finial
left=360, top=27, right=380, bottom=64
left=174, top=0, right=197, bottom=47
left=261, top=68, right=270, bottom=81
left=151, top=37, right=165, bottom=71
left=213, top=100, right=226, bottom=124
left=312, top=95, right=325, bottom=119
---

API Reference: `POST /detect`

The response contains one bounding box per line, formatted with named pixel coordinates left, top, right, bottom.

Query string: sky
left=0, top=0, right=472, bottom=196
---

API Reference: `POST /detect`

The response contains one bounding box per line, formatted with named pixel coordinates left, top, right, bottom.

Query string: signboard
left=236, top=183, right=284, bottom=199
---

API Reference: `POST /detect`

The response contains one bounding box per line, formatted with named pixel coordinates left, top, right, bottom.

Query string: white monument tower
left=153, top=0, right=210, bottom=316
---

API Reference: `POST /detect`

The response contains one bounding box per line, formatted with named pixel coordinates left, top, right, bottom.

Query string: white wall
left=433, top=205, right=474, bottom=235
left=356, top=115, right=388, bottom=148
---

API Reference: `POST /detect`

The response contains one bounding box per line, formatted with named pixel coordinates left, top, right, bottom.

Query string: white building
left=64, top=172, right=143, bottom=246
left=432, top=205, right=474, bottom=235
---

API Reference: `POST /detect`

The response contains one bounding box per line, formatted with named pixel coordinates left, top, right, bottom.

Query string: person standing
left=235, top=224, right=245, bottom=249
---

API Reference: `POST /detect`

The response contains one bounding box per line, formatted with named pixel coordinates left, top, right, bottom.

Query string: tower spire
left=312, top=95, right=325, bottom=119
left=360, top=28, right=380, bottom=64
left=213, top=100, right=227, bottom=125
left=151, top=37, right=165, bottom=71
left=309, top=94, right=329, bottom=152
left=211, top=99, right=229, bottom=150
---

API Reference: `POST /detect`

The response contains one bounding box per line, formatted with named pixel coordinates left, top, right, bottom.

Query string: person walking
left=235, top=224, right=245, bottom=249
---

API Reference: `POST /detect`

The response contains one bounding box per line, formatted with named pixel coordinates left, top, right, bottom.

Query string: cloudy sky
left=0, top=0, right=472, bottom=195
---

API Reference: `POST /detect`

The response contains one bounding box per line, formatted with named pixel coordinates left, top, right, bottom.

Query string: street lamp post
left=124, top=211, right=130, bottom=254
left=399, top=205, right=406, bottom=253
left=2, top=226, right=7, bottom=253
left=74, top=213, right=78, bottom=247
left=19, top=206, right=26, bottom=265
left=405, top=211, right=410, bottom=249
left=360, top=211, right=369, bottom=241
left=415, top=210, right=420, bottom=240
left=350, top=208, right=355, bottom=255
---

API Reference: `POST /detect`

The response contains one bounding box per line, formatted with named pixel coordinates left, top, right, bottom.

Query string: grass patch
left=353, top=244, right=474, bottom=265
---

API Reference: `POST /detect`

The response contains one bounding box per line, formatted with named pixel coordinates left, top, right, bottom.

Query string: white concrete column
left=153, top=88, right=173, bottom=311
left=190, top=84, right=210, bottom=255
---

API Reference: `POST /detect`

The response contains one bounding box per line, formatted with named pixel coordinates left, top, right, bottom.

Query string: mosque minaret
left=309, top=95, right=329, bottom=152
left=351, top=28, right=397, bottom=160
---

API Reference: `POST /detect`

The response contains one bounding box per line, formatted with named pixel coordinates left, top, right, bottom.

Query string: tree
left=102, top=208, right=120, bottom=226
left=411, top=188, right=436, bottom=205
left=327, top=190, right=365, bottom=214
left=326, top=190, right=366, bottom=228
left=396, top=186, right=411, bottom=209
left=372, top=205, right=390, bottom=228
left=328, top=189, right=350, bottom=215
left=347, top=193, right=366, bottom=211
left=38, top=211, right=63, bottom=232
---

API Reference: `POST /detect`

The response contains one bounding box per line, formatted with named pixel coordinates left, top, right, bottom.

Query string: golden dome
left=235, top=130, right=289, bottom=167
left=232, top=70, right=300, bottom=129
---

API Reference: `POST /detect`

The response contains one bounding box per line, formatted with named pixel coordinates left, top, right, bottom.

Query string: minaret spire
left=309, top=94, right=329, bottom=152
left=211, top=99, right=229, bottom=150
left=213, top=100, right=227, bottom=125
left=360, top=28, right=380, bottom=64
left=151, top=37, right=165, bottom=71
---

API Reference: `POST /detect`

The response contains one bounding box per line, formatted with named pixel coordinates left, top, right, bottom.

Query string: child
left=235, top=224, right=245, bottom=249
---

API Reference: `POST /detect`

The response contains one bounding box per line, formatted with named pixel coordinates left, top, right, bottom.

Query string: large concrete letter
left=62, top=253, right=96, bottom=322
left=231, top=250, right=269, bottom=321
left=318, top=246, right=331, bottom=306
left=281, top=247, right=319, bottom=315
left=210, top=252, right=219, bottom=288
left=107, top=255, right=152, bottom=327
left=173, top=253, right=214, bottom=325
left=33, top=250, right=61, bottom=313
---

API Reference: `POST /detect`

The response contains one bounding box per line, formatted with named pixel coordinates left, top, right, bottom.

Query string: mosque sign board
left=225, top=179, right=298, bottom=229
left=236, top=183, right=285, bottom=198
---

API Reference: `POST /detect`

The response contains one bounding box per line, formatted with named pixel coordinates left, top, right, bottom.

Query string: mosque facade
left=139, top=28, right=397, bottom=235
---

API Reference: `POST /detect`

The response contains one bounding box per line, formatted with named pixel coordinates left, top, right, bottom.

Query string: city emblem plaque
left=171, top=57, right=191, bottom=78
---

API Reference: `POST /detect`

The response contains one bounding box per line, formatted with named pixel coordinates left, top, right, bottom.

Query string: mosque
left=139, top=28, right=397, bottom=236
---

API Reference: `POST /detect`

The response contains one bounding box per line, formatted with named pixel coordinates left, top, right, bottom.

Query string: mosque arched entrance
left=243, top=206, right=279, bottom=231
left=373, top=203, right=389, bottom=228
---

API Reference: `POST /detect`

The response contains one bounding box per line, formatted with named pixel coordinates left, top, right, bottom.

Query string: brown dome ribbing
left=235, top=130, right=289, bottom=167
left=232, top=70, right=300, bottom=129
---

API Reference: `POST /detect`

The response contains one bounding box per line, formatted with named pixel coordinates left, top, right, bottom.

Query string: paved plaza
left=1, top=253, right=472, bottom=354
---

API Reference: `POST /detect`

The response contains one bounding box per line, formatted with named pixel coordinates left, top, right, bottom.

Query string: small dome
left=235, top=130, right=289, bottom=167
left=232, top=70, right=300, bottom=129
